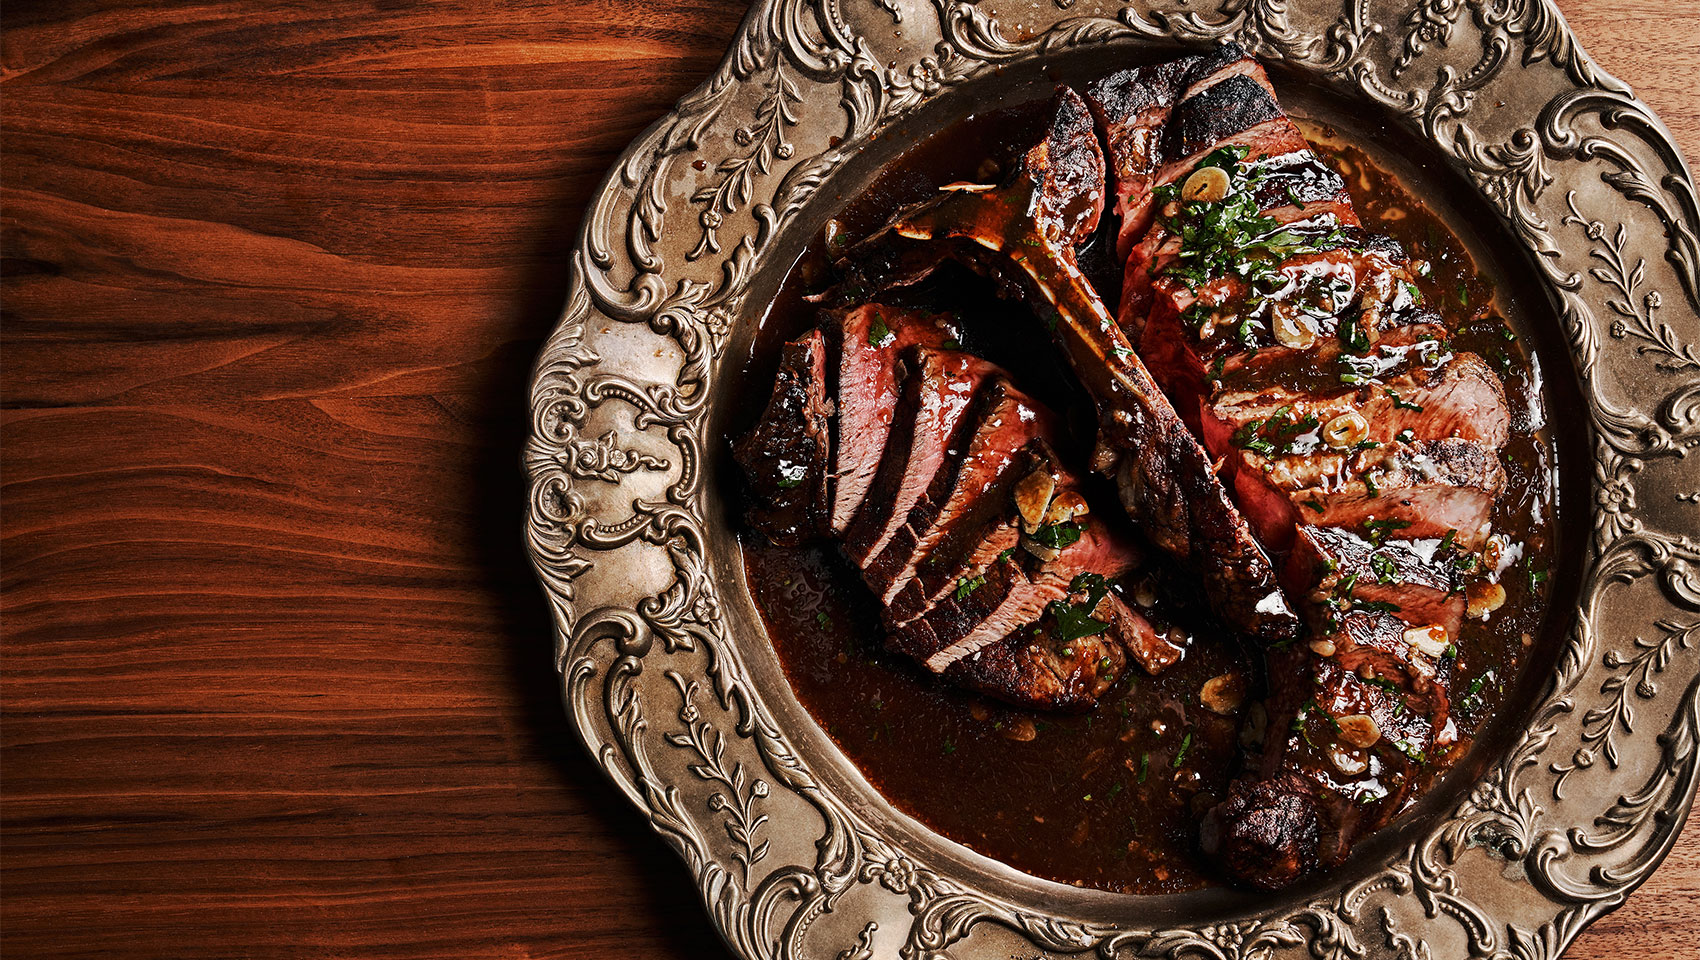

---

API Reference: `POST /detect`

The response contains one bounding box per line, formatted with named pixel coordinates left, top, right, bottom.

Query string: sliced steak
left=1204, top=347, right=1509, bottom=452
left=732, top=329, right=832, bottom=545
left=886, top=448, right=1142, bottom=673
left=943, top=588, right=1157, bottom=712
left=1287, top=525, right=1465, bottom=640
left=1083, top=59, right=1195, bottom=264
left=843, top=346, right=995, bottom=566
left=1232, top=437, right=1505, bottom=550
left=830, top=304, right=959, bottom=532
left=846, top=85, right=1298, bottom=643
left=1205, top=638, right=1454, bottom=888
left=864, top=377, right=1057, bottom=609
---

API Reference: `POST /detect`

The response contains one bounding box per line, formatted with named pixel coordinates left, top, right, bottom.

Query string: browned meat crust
left=732, top=329, right=832, bottom=544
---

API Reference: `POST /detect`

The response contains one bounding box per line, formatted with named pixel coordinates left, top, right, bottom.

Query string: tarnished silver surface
left=523, top=2, right=1700, bottom=956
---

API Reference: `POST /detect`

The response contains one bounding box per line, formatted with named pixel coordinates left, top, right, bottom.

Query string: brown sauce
left=734, top=102, right=1556, bottom=893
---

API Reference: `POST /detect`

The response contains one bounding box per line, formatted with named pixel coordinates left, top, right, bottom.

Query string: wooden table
left=3, top=2, right=1696, bottom=957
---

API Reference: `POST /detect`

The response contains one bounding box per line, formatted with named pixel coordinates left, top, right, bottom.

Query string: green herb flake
left=1137, top=753, right=1150, bottom=783
left=1370, top=553, right=1397, bottom=584
left=1527, top=564, right=1549, bottom=592
left=1029, top=521, right=1083, bottom=551
left=814, top=611, right=832, bottom=629
left=1172, top=732, right=1193, bottom=769
left=1364, top=517, right=1412, bottom=544
left=1387, top=388, right=1425, bottom=412
left=953, top=574, right=987, bottom=601
left=1049, top=572, right=1113, bottom=642
left=867, top=315, right=893, bottom=347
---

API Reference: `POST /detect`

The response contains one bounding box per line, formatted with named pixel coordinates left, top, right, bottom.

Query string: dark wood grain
left=2, top=3, right=1694, bottom=958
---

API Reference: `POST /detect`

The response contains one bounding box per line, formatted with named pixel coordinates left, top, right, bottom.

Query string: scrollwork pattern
left=526, top=2, right=1700, bottom=957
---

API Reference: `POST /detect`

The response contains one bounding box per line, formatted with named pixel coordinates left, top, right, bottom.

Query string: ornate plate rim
left=524, top=2, right=1700, bottom=956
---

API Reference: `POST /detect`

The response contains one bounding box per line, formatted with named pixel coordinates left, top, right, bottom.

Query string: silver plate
left=524, top=2, right=1700, bottom=956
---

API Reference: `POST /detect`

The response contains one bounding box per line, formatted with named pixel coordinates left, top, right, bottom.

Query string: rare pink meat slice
left=1233, top=437, right=1505, bottom=552
left=1202, top=349, right=1510, bottom=456
left=731, top=329, right=833, bottom=545
left=1286, top=525, right=1465, bottom=640
left=887, top=494, right=1142, bottom=674
left=863, top=377, right=1057, bottom=609
left=941, top=592, right=1162, bottom=712
left=1135, top=243, right=1418, bottom=413
left=829, top=304, right=959, bottom=533
left=843, top=346, right=994, bottom=566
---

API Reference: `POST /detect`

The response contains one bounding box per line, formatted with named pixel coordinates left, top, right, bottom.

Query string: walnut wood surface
left=2, top=3, right=1695, bottom=957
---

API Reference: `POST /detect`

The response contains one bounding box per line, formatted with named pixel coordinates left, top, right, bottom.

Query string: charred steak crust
left=732, top=329, right=832, bottom=545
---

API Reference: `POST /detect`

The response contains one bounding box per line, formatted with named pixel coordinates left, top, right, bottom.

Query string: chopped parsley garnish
left=867, top=315, right=893, bottom=347
left=1029, top=521, right=1083, bottom=550
left=1229, top=406, right=1320, bottom=458
left=1527, top=564, right=1549, bottom=592
left=953, top=574, right=987, bottom=601
left=1387, top=388, right=1424, bottom=412
left=1370, top=553, right=1397, bottom=584
left=1153, top=148, right=1359, bottom=344
left=1363, top=517, right=1412, bottom=544
left=1172, top=732, right=1194, bottom=769
left=1048, top=573, right=1113, bottom=642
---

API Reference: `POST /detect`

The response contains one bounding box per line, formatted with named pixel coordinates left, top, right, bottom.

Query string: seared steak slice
left=1204, top=349, right=1510, bottom=455
left=1206, top=637, right=1453, bottom=888
left=846, top=85, right=1298, bottom=643
left=1232, top=437, right=1505, bottom=551
left=830, top=304, right=959, bottom=533
left=887, top=504, right=1140, bottom=673
left=1083, top=59, right=1194, bottom=264
left=864, top=377, right=1057, bottom=608
left=732, top=329, right=832, bottom=544
left=942, top=589, right=1158, bottom=712
left=1287, top=525, right=1465, bottom=640
left=843, top=346, right=995, bottom=565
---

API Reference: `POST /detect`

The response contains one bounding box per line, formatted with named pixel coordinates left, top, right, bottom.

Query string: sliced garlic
left=1403, top=623, right=1451, bottom=659
left=1181, top=166, right=1231, bottom=203
left=1329, top=743, right=1369, bottom=775
left=1309, top=638, right=1338, bottom=657
left=1271, top=304, right=1319, bottom=349
left=1020, top=537, right=1062, bottom=562
left=1322, top=411, right=1370, bottom=450
left=1041, top=490, right=1090, bottom=527
left=1200, top=673, right=1245, bottom=715
left=1013, top=468, right=1056, bottom=533
left=1467, top=582, right=1507, bottom=619
left=938, top=181, right=998, bottom=193
left=1336, top=713, right=1382, bottom=749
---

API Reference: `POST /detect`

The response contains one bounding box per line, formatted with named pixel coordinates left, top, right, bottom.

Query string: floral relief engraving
left=525, top=2, right=1700, bottom=958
